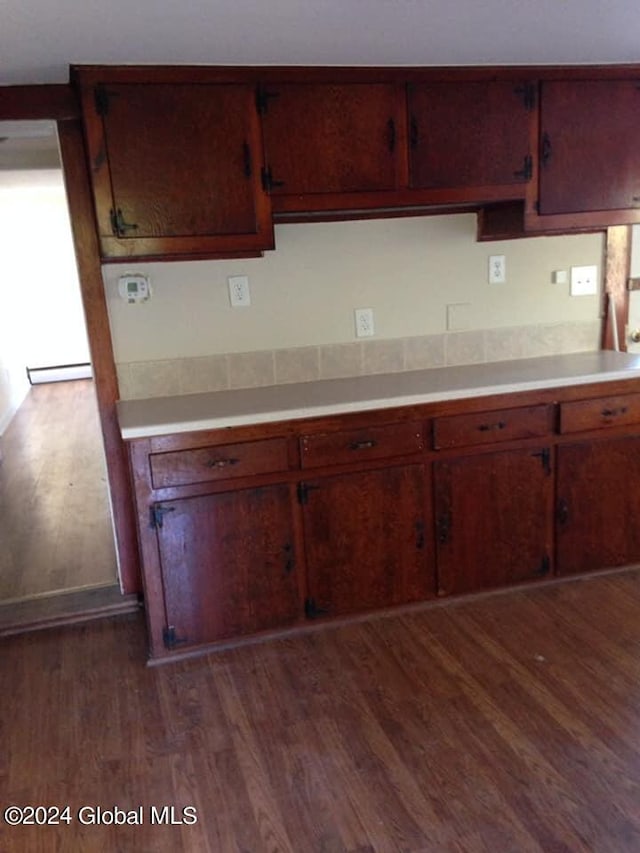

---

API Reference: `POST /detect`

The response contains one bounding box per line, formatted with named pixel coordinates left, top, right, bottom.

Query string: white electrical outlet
left=355, top=308, right=375, bottom=338
left=489, top=255, right=506, bottom=284
left=570, top=265, right=598, bottom=296
left=228, top=275, right=251, bottom=307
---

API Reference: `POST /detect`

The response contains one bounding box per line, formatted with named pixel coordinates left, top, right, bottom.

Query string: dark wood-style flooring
left=3, top=569, right=640, bottom=852
left=0, top=379, right=117, bottom=602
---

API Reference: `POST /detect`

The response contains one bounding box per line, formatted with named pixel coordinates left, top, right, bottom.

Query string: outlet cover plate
left=228, top=275, right=251, bottom=307
left=354, top=307, right=375, bottom=338
left=489, top=255, right=506, bottom=284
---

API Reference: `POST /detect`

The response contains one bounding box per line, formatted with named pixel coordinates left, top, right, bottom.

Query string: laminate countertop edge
left=117, top=351, right=640, bottom=439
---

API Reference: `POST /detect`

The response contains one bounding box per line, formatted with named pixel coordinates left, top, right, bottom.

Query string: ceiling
left=2, top=0, right=640, bottom=86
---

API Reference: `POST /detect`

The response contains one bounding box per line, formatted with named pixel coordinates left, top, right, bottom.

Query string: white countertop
left=117, top=351, right=640, bottom=440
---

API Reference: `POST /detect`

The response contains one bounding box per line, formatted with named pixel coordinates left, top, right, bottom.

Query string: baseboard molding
left=27, top=362, right=93, bottom=384
left=0, top=584, right=141, bottom=637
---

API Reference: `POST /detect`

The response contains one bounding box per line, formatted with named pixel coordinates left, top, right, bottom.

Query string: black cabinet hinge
left=515, top=83, right=537, bottom=111
left=532, top=447, right=551, bottom=476
left=437, top=512, right=451, bottom=545
left=297, top=482, right=320, bottom=505
left=305, top=598, right=329, bottom=619
left=532, top=554, right=551, bottom=578
left=163, top=625, right=188, bottom=650
left=556, top=498, right=570, bottom=526
left=150, top=504, right=176, bottom=529
left=110, top=208, right=139, bottom=238
left=94, top=86, right=109, bottom=117
left=261, top=165, right=285, bottom=193
left=514, top=154, right=533, bottom=182
left=283, top=542, right=295, bottom=574
left=256, top=86, right=280, bottom=115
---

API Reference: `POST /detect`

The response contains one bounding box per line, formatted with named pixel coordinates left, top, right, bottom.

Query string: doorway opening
left=0, top=121, right=120, bottom=621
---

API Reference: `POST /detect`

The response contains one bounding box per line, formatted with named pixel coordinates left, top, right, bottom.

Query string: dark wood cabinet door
left=556, top=436, right=640, bottom=575
left=260, top=83, right=403, bottom=195
left=434, top=447, right=553, bottom=596
left=302, top=465, right=433, bottom=618
left=408, top=81, right=534, bottom=190
left=84, top=83, right=273, bottom=257
left=154, top=484, right=299, bottom=648
left=539, top=80, right=640, bottom=215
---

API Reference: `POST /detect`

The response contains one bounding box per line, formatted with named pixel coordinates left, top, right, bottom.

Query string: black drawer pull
left=206, top=457, right=240, bottom=469
left=348, top=440, right=377, bottom=451
left=477, top=421, right=506, bottom=432
left=601, top=406, right=628, bottom=417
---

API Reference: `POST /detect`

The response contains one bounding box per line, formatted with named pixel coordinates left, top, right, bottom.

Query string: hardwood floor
left=3, top=569, right=640, bottom=852
left=0, top=380, right=117, bottom=601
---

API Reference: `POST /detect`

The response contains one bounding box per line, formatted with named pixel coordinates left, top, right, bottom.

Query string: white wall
left=104, top=214, right=604, bottom=362
left=0, top=169, right=90, bottom=433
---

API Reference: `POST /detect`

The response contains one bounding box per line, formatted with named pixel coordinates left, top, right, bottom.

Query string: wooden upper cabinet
left=408, top=81, right=535, bottom=192
left=539, top=80, right=640, bottom=216
left=76, top=78, right=274, bottom=260
left=259, top=83, right=404, bottom=198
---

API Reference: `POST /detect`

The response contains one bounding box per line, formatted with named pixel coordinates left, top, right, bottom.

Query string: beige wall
left=0, top=170, right=91, bottom=432
left=104, top=213, right=605, bottom=399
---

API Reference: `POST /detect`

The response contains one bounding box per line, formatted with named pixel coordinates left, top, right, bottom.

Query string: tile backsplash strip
left=116, top=321, right=601, bottom=400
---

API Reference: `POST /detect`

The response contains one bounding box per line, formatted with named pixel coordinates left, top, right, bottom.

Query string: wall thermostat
left=118, top=273, right=151, bottom=304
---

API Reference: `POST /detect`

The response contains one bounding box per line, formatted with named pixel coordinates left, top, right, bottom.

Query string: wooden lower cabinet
left=128, top=383, right=640, bottom=660
left=556, top=435, right=640, bottom=576
left=434, top=446, right=554, bottom=596
left=301, top=465, right=433, bottom=618
left=155, top=483, right=299, bottom=648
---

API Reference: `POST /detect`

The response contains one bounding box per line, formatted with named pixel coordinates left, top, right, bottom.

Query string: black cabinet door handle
left=348, top=440, right=377, bottom=451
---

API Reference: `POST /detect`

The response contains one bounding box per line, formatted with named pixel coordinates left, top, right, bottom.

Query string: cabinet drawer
left=300, top=422, right=423, bottom=468
left=433, top=404, right=554, bottom=450
left=559, top=393, right=640, bottom=434
left=150, top=438, right=289, bottom=489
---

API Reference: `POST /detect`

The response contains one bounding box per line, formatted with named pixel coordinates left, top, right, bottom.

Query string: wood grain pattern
left=559, top=392, right=640, bottom=433
left=0, top=84, right=79, bottom=120
left=434, top=445, right=554, bottom=595
left=408, top=80, right=534, bottom=190
left=4, top=570, right=640, bottom=850
left=149, top=437, right=289, bottom=489
left=602, top=224, right=631, bottom=351
left=57, top=120, right=141, bottom=594
left=539, top=80, right=640, bottom=216
left=261, top=83, right=404, bottom=195
left=302, top=464, right=433, bottom=616
left=300, top=421, right=423, bottom=468
left=556, top=435, right=640, bottom=575
left=0, top=381, right=117, bottom=601
left=75, top=77, right=274, bottom=260
left=433, top=403, right=553, bottom=449
left=157, top=483, right=299, bottom=646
